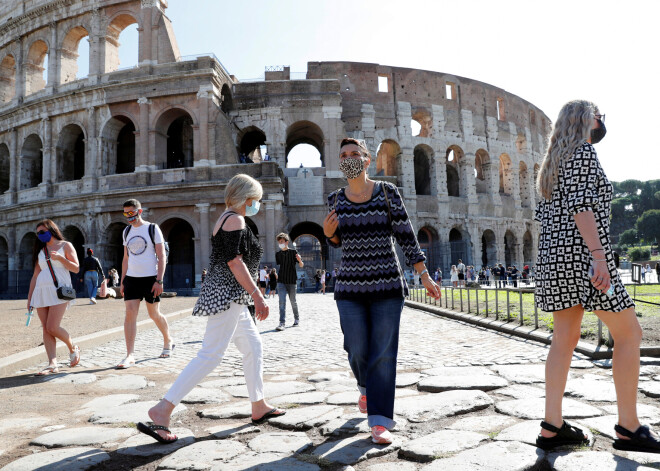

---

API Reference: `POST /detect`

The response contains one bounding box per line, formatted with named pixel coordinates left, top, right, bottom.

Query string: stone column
left=264, top=200, right=276, bottom=264
left=467, top=224, right=482, bottom=268
left=40, top=116, right=53, bottom=188
left=15, top=37, right=24, bottom=101
left=495, top=225, right=505, bottom=266
left=7, top=226, right=17, bottom=293
left=192, top=237, right=201, bottom=286
left=9, top=128, right=19, bottom=201
left=47, top=22, right=58, bottom=93
left=195, top=203, right=211, bottom=271
left=461, top=153, right=478, bottom=204
left=87, top=9, right=102, bottom=82
left=510, top=164, right=521, bottom=207
left=136, top=97, right=151, bottom=171
left=84, top=107, right=98, bottom=192
left=485, top=161, right=502, bottom=206
left=195, top=86, right=211, bottom=165
left=434, top=145, right=448, bottom=199
left=139, top=1, right=154, bottom=66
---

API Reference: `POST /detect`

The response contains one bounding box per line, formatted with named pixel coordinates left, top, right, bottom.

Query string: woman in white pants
left=138, top=174, right=285, bottom=444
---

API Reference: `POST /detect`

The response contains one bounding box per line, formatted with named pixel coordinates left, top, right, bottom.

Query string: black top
left=82, top=256, right=104, bottom=277
left=276, top=249, right=299, bottom=284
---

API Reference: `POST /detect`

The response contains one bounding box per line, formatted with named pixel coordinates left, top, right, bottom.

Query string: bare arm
left=51, top=242, right=79, bottom=273
left=150, top=243, right=167, bottom=297
left=227, top=255, right=268, bottom=321
left=27, top=263, right=42, bottom=310
left=120, top=246, right=128, bottom=296
left=574, top=210, right=609, bottom=292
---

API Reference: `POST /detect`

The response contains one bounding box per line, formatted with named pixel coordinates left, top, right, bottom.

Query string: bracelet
left=590, top=248, right=604, bottom=253
left=250, top=287, right=259, bottom=296
left=325, top=233, right=335, bottom=239
left=419, top=269, right=429, bottom=277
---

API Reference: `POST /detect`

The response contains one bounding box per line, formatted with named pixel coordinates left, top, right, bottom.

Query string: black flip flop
left=137, top=422, right=178, bottom=444
left=535, top=420, right=589, bottom=450
left=613, top=424, right=660, bottom=453
left=251, top=408, right=286, bottom=424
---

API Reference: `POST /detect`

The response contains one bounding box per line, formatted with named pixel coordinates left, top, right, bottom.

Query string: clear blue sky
left=117, top=0, right=658, bottom=181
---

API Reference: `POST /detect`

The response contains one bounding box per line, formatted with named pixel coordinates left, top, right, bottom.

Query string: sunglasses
left=123, top=210, right=140, bottom=217
left=37, top=230, right=49, bottom=236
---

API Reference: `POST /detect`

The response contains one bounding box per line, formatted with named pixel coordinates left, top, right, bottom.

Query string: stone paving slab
left=30, top=426, right=136, bottom=448
left=74, top=394, right=140, bottom=416
left=447, top=414, right=519, bottom=434
left=97, top=374, right=148, bottom=390
left=394, top=390, right=493, bottom=423
left=0, top=417, right=51, bottom=435
left=602, top=404, right=660, bottom=424
left=307, top=371, right=349, bottom=382
left=399, top=429, right=487, bottom=461
left=268, top=405, right=344, bottom=430
left=365, top=463, right=417, bottom=471
left=248, top=432, right=312, bottom=454
left=420, top=366, right=497, bottom=377
left=116, top=428, right=195, bottom=456
left=396, top=372, right=421, bottom=387
left=547, top=451, right=657, bottom=470
left=49, top=373, right=98, bottom=385
left=198, top=403, right=252, bottom=419
left=495, top=398, right=603, bottom=419
left=326, top=391, right=359, bottom=405
left=640, top=382, right=660, bottom=398
left=88, top=401, right=187, bottom=424
left=0, top=447, right=111, bottom=471
left=199, top=377, right=246, bottom=388
left=491, top=364, right=551, bottom=384
left=206, top=423, right=260, bottom=439
left=565, top=378, right=618, bottom=402
left=494, top=384, right=545, bottom=399
left=422, top=441, right=545, bottom=470
left=157, top=440, right=246, bottom=470
left=214, top=452, right=321, bottom=471
left=270, top=392, right=329, bottom=405
left=312, top=434, right=399, bottom=465
left=179, top=387, right=231, bottom=404
left=580, top=415, right=619, bottom=439
left=418, top=374, right=507, bottom=393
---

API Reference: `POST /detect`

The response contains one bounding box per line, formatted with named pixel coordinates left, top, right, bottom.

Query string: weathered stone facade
left=0, top=0, right=548, bottom=295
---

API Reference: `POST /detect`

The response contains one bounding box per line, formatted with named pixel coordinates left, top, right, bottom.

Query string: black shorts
left=123, top=275, right=161, bottom=303
left=458, top=273, right=465, bottom=280
left=259, top=280, right=267, bottom=288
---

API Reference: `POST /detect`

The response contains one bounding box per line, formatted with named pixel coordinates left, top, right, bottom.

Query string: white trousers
left=164, top=302, right=264, bottom=405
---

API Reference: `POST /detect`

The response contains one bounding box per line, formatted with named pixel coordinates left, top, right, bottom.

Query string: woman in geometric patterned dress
left=535, top=100, right=660, bottom=452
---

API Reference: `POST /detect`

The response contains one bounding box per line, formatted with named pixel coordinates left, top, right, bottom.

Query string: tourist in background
left=139, top=174, right=284, bottom=444
left=275, top=233, right=304, bottom=330
left=259, top=265, right=268, bottom=296
left=656, top=262, right=660, bottom=284
left=535, top=100, right=660, bottom=452
left=268, top=268, right=278, bottom=298
left=320, top=269, right=326, bottom=295
left=456, top=259, right=466, bottom=287
left=450, top=265, right=458, bottom=287
left=324, top=138, right=441, bottom=445
left=81, top=248, right=104, bottom=304
left=27, top=219, right=81, bottom=375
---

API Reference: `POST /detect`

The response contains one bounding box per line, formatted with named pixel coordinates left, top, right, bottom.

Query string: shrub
left=628, top=247, right=651, bottom=262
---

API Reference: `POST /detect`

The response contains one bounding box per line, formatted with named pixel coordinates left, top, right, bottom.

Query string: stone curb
left=405, top=300, right=615, bottom=359
left=0, top=308, right=193, bottom=377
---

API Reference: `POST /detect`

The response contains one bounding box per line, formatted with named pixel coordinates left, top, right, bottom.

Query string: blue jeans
left=336, top=297, right=404, bottom=429
left=278, top=283, right=299, bottom=324
left=84, top=271, right=99, bottom=299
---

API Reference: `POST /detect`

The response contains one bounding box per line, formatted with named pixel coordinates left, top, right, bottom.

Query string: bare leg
left=145, top=301, right=172, bottom=349
left=37, top=308, right=58, bottom=366
left=148, top=399, right=176, bottom=441
left=44, top=303, right=74, bottom=354
left=124, top=299, right=141, bottom=356
left=251, top=399, right=283, bottom=419
left=541, top=305, right=584, bottom=438
left=595, top=307, right=643, bottom=439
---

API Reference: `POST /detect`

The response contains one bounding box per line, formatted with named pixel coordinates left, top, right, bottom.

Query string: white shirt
left=259, top=269, right=268, bottom=281
left=123, top=222, right=164, bottom=277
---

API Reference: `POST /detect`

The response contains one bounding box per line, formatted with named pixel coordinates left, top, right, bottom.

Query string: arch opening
left=523, top=230, right=533, bottom=266
left=62, top=225, right=85, bottom=292
left=375, top=139, right=400, bottom=177
left=105, top=14, right=138, bottom=73
left=499, top=154, right=513, bottom=195
left=519, top=161, right=530, bottom=207
left=481, top=229, right=497, bottom=267
left=0, top=54, right=16, bottom=103
left=411, top=109, right=431, bottom=137
left=221, top=84, right=233, bottom=114
left=290, top=222, right=327, bottom=286
left=285, top=121, right=324, bottom=168
left=0, top=236, right=7, bottom=293
left=418, top=226, right=439, bottom=271
left=26, top=40, right=49, bottom=95
left=61, top=26, right=89, bottom=83
left=238, top=127, right=266, bottom=163
left=106, top=222, right=128, bottom=275
left=475, top=149, right=490, bottom=194
left=413, top=145, right=432, bottom=195
left=101, top=115, right=136, bottom=175
left=446, top=146, right=464, bottom=197
left=154, top=108, right=195, bottom=169
left=21, top=134, right=43, bottom=189
left=449, top=227, right=469, bottom=265
left=160, top=218, right=195, bottom=289
left=57, top=124, right=85, bottom=181
left=0, top=143, right=10, bottom=193
left=504, top=229, right=517, bottom=267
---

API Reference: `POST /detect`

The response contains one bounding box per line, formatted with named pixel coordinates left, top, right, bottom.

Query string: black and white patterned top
left=535, top=141, right=634, bottom=313
left=192, top=213, right=263, bottom=316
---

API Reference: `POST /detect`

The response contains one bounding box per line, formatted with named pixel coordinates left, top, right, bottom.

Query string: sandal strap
left=614, top=424, right=635, bottom=438
left=540, top=421, right=561, bottom=433
left=149, top=425, right=171, bottom=432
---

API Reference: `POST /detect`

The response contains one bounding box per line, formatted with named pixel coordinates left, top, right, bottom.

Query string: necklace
left=347, top=183, right=372, bottom=199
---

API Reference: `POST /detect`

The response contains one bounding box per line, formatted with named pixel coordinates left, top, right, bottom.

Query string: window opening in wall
left=106, top=14, right=138, bottom=73
left=411, top=119, right=421, bottom=137
left=497, top=98, right=505, bottom=121
left=76, top=37, right=89, bottom=79
left=61, top=26, right=89, bottom=83
left=118, top=25, right=138, bottom=69
left=0, top=55, right=17, bottom=103
left=529, top=109, right=536, bottom=125
left=447, top=150, right=455, bottom=162
left=26, top=40, right=49, bottom=95
left=167, top=116, right=194, bottom=169
left=445, top=82, right=455, bottom=100
left=378, top=75, right=388, bottom=93
left=287, top=144, right=321, bottom=168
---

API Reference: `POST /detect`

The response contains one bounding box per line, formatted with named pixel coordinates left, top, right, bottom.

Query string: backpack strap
left=148, top=223, right=156, bottom=246
left=123, top=225, right=131, bottom=245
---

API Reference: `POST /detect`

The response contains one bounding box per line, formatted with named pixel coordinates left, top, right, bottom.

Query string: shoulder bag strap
left=43, top=247, right=60, bottom=288
left=381, top=182, right=392, bottom=226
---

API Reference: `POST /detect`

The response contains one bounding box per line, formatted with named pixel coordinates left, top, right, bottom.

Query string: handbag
left=43, top=247, right=76, bottom=301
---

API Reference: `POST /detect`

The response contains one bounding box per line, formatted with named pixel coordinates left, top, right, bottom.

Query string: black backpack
left=123, top=223, right=169, bottom=264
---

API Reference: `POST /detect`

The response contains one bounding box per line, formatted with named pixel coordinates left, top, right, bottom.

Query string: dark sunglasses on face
left=123, top=210, right=140, bottom=217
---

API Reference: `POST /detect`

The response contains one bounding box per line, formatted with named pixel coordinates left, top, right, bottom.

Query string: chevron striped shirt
left=327, top=181, right=425, bottom=301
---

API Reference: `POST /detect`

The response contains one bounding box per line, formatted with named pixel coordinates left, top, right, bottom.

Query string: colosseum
left=0, top=0, right=550, bottom=296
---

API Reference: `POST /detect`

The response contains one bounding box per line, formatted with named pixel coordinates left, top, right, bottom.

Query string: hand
left=253, top=296, right=269, bottom=321
left=590, top=260, right=611, bottom=293
left=422, top=275, right=442, bottom=299
left=27, top=300, right=31, bottom=311
left=49, top=251, right=63, bottom=262
left=323, top=210, right=339, bottom=238
left=152, top=282, right=164, bottom=297
left=120, top=283, right=124, bottom=296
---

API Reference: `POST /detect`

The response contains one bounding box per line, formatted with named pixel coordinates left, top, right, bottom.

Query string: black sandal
left=536, top=420, right=589, bottom=450
left=613, top=424, right=660, bottom=453
left=136, top=422, right=178, bottom=444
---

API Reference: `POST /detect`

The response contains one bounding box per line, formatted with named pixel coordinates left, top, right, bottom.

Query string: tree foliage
left=610, top=179, right=660, bottom=244
left=636, top=210, right=660, bottom=243
left=619, top=228, right=639, bottom=245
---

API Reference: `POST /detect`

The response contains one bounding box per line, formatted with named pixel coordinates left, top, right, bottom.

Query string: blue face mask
left=37, top=231, right=52, bottom=243
left=245, top=200, right=260, bottom=217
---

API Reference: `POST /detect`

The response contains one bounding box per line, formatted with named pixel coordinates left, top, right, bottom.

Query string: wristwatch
left=156, top=279, right=163, bottom=285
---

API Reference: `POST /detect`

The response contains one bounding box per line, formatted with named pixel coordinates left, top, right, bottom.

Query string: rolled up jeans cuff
left=367, top=414, right=396, bottom=429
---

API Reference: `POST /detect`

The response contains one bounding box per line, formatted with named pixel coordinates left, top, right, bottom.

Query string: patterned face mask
left=339, top=157, right=366, bottom=179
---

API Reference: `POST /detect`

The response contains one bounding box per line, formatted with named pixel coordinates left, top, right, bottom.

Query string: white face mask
left=279, top=243, right=287, bottom=250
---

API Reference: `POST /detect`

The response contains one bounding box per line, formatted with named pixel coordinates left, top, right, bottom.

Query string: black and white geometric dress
left=535, top=141, right=634, bottom=313
left=192, top=216, right=263, bottom=316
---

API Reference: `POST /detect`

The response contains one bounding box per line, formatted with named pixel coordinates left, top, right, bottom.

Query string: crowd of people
left=25, top=112, right=660, bottom=452
left=408, top=262, right=535, bottom=288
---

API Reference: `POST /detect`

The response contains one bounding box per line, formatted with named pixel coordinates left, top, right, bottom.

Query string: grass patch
left=488, top=431, right=499, bottom=439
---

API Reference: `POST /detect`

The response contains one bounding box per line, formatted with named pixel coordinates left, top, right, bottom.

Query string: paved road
left=1, top=293, right=659, bottom=471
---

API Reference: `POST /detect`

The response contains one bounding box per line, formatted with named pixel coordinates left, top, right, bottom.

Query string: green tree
left=619, top=228, right=639, bottom=245
left=636, top=209, right=660, bottom=243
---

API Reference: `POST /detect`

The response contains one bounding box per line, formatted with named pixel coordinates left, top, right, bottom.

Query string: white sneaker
left=276, top=324, right=285, bottom=331
left=90, top=298, right=97, bottom=304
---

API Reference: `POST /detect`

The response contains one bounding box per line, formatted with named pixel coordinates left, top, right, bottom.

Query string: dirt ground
left=1, top=296, right=199, bottom=358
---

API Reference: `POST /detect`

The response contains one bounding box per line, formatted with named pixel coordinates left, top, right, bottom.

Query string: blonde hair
left=537, top=100, right=597, bottom=199
left=225, top=174, right=263, bottom=209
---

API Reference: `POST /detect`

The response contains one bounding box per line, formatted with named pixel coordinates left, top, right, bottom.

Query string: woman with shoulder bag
left=27, top=219, right=81, bottom=375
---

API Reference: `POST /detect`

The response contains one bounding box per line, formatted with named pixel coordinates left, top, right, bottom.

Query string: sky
left=111, top=0, right=658, bottom=181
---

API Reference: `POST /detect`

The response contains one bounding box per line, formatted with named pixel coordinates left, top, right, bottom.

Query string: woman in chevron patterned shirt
left=324, top=138, right=441, bottom=444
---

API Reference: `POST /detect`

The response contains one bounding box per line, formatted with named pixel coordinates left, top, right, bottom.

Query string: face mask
left=590, top=119, right=607, bottom=144
left=245, top=200, right=260, bottom=217
left=339, top=157, right=367, bottom=179
left=37, top=230, right=52, bottom=243
left=279, top=243, right=287, bottom=250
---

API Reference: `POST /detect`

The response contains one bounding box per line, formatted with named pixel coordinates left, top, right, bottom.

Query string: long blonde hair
left=537, top=100, right=597, bottom=199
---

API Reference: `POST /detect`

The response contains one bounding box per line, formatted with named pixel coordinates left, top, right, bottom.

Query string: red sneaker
left=358, top=394, right=367, bottom=414
left=371, top=425, right=393, bottom=444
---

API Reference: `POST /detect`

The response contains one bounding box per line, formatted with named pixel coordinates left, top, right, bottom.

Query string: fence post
left=506, top=290, right=510, bottom=322
left=467, top=288, right=471, bottom=314
left=519, top=290, right=524, bottom=326
left=495, top=289, right=499, bottom=320
left=445, top=287, right=448, bottom=308
left=476, top=289, right=480, bottom=316
left=485, top=289, right=489, bottom=318
left=534, top=302, right=538, bottom=329
left=451, top=288, right=455, bottom=310
left=459, top=287, right=463, bottom=312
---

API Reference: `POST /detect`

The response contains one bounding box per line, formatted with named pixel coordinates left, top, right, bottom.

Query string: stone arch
left=238, top=126, right=266, bottom=163
left=533, top=163, right=540, bottom=194
left=481, top=229, right=497, bottom=267
left=20, top=134, right=43, bottom=189
left=411, top=108, right=432, bottom=137
left=418, top=226, right=439, bottom=270
left=104, top=221, right=128, bottom=273
left=0, top=54, right=16, bottom=103
left=515, top=133, right=527, bottom=153
left=18, top=232, right=37, bottom=271
left=160, top=217, right=196, bottom=289
left=499, top=153, right=513, bottom=195
left=100, top=115, right=137, bottom=175
left=25, top=39, right=49, bottom=95
left=56, top=123, right=86, bottom=182
left=474, top=149, right=490, bottom=194
left=375, top=139, right=400, bottom=177
left=290, top=221, right=326, bottom=281
left=62, top=225, right=85, bottom=291
left=449, top=226, right=470, bottom=265
left=285, top=121, right=324, bottom=167
left=413, top=144, right=433, bottom=195
left=105, top=13, right=140, bottom=73
left=504, top=229, right=517, bottom=267
left=154, top=107, right=196, bottom=169
left=0, top=143, right=9, bottom=193
left=523, top=230, right=533, bottom=266
left=220, top=84, right=233, bottom=114
left=519, top=161, right=530, bottom=208
left=0, top=235, right=7, bottom=293
left=60, top=25, right=89, bottom=83
left=446, top=145, right=464, bottom=197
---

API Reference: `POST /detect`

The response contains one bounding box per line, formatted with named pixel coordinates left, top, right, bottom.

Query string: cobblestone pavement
left=2, top=293, right=660, bottom=470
